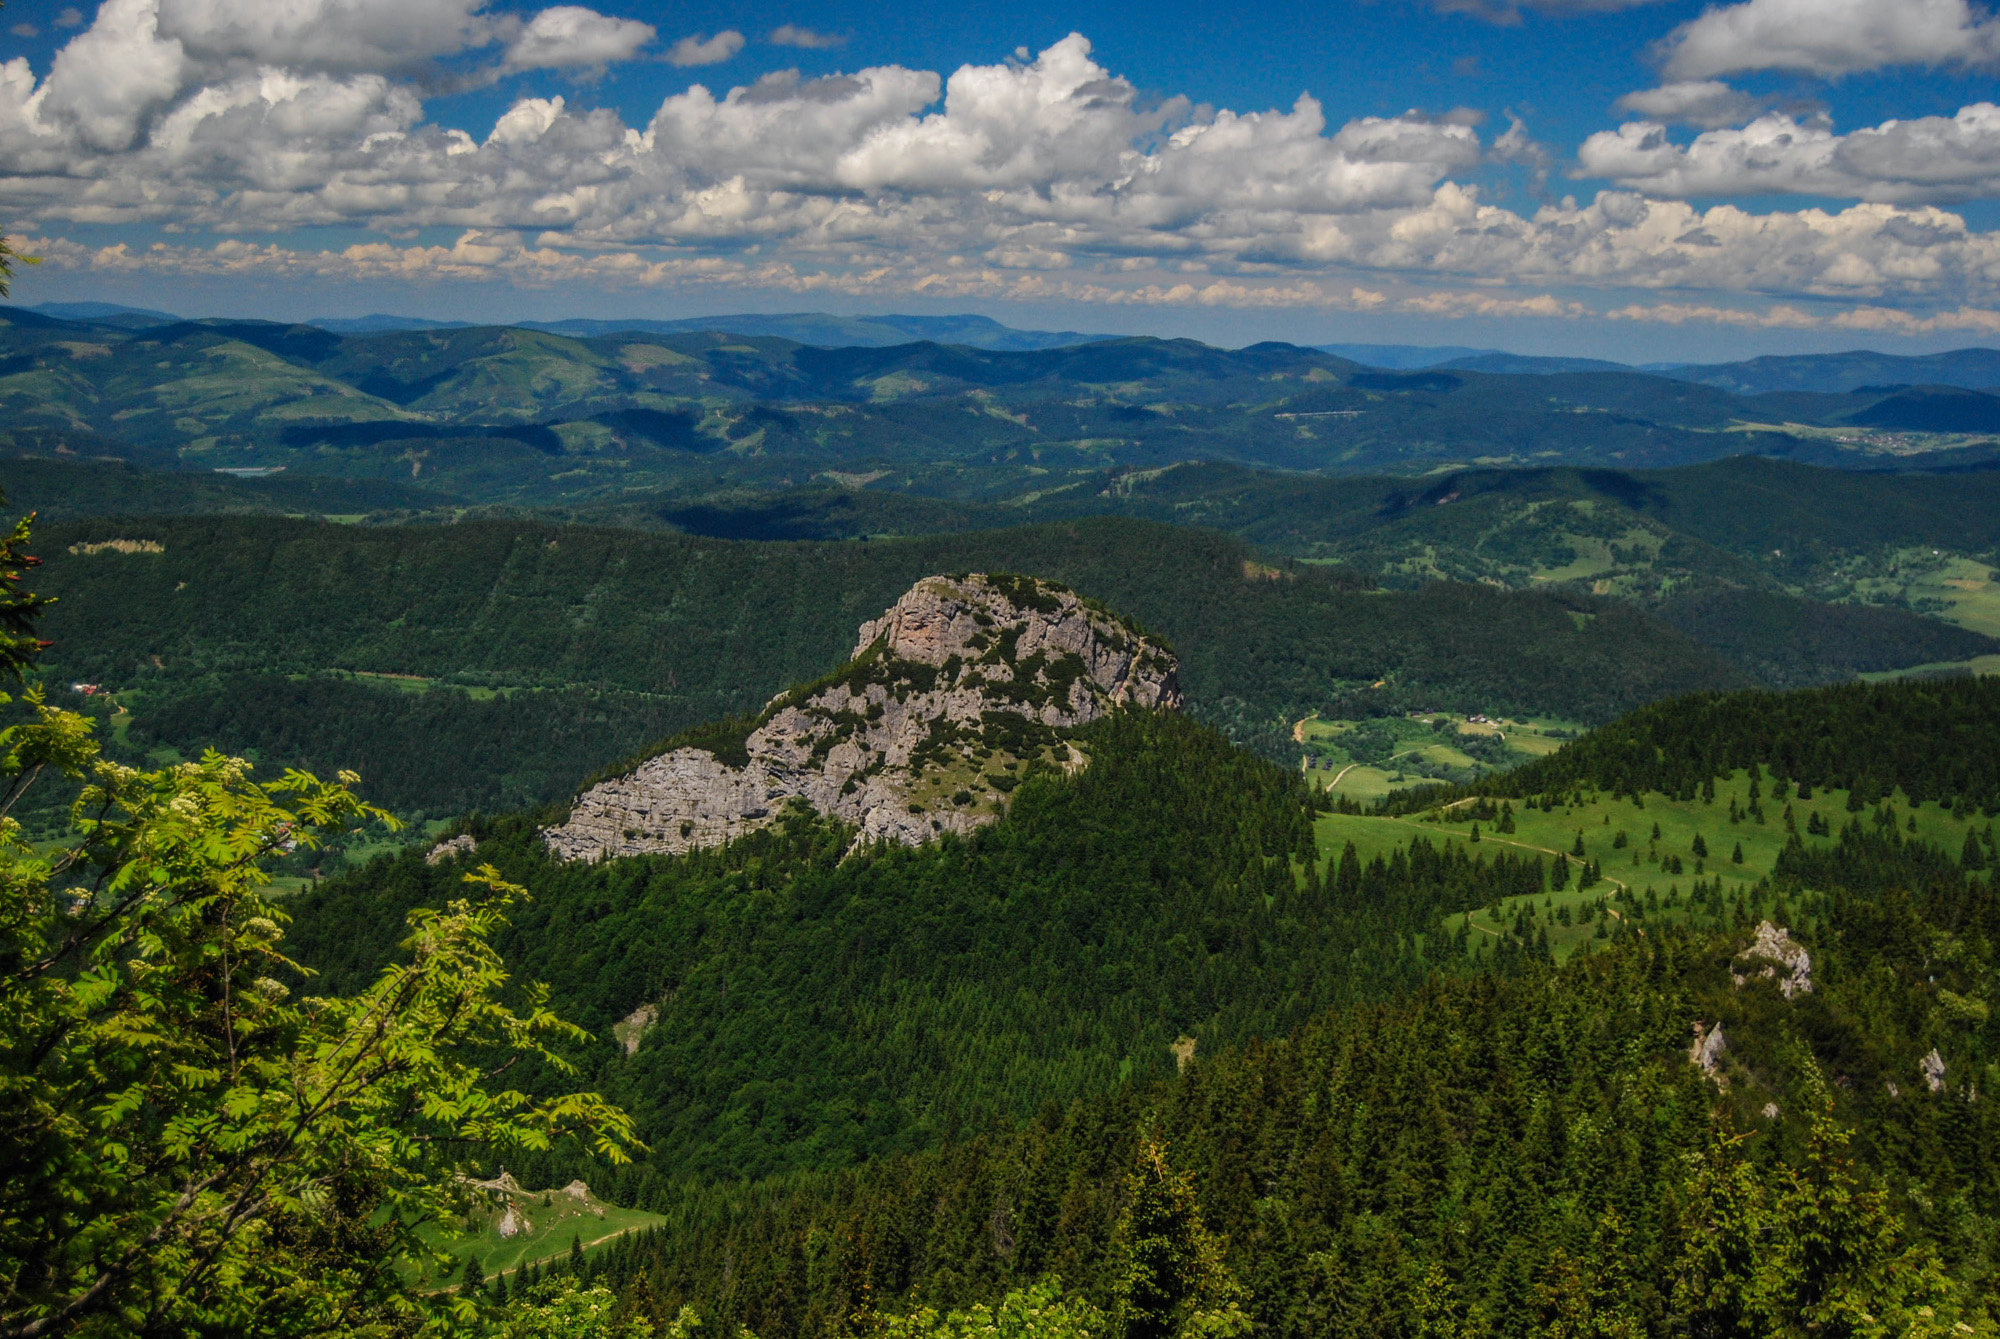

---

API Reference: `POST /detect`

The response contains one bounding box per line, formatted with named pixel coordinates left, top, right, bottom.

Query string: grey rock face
left=1732, top=920, right=1813, bottom=998
left=544, top=573, right=1179, bottom=863
left=424, top=834, right=477, bottom=866
left=1688, top=1020, right=1728, bottom=1079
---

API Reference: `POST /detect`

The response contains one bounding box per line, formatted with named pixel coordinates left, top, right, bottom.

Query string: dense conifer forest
left=9, top=442, right=2000, bottom=1334
left=274, top=670, right=2000, bottom=1337
left=25, top=514, right=1744, bottom=813
left=292, top=712, right=1551, bottom=1179
left=1444, top=676, right=2000, bottom=816
left=469, top=802, right=2000, bottom=1339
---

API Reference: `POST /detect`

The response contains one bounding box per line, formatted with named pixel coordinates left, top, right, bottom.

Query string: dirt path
left=1323, top=749, right=1424, bottom=792
left=490, top=1225, right=649, bottom=1282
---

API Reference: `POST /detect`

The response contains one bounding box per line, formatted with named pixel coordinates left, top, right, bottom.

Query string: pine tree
left=1731, top=842, right=1744, bottom=865
left=1965, top=829, right=1989, bottom=872
left=1692, top=833, right=1708, bottom=858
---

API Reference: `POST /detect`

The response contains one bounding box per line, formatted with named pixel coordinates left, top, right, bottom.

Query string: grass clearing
left=1296, top=711, right=1582, bottom=799
left=1849, top=550, right=2000, bottom=639
left=415, top=1177, right=666, bottom=1284
left=1862, top=653, right=2000, bottom=683
left=1314, top=772, right=1989, bottom=961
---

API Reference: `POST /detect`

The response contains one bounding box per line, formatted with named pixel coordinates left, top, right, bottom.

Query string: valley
left=5, top=318, right=2000, bottom=1339
left=1295, top=710, right=1579, bottom=799
left=10, top=0, right=2000, bottom=1319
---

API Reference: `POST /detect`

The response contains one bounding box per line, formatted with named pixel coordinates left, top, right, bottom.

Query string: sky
left=1, top=0, right=1999, bottom=358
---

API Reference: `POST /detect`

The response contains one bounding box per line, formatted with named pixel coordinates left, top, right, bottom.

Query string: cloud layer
left=3, top=0, right=2000, bottom=328
left=1581, top=103, right=2000, bottom=204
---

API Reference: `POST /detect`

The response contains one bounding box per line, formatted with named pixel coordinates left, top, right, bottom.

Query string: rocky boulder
left=543, top=573, right=1179, bottom=862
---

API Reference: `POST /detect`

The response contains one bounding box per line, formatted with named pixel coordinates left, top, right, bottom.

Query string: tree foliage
left=0, top=500, right=638, bottom=1338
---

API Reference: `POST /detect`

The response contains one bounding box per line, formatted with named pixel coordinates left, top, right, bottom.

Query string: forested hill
left=1456, top=676, right=2000, bottom=814
left=286, top=635, right=2000, bottom=1332
left=289, top=711, right=1542, bottom=1180
left=581, top=820, right=2000, bottom=1339
left=0, top=308, right=1981, bottom=504
left=30, top=514, right=1741, bottom=802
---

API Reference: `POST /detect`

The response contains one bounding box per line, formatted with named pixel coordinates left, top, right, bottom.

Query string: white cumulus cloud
left=36, top=0, right=186, bottom=151
left=768, top=24, right=844, bottom=49
left=667, top=30, right=745, bottom=67
left=504, top=6, right=654, bottom=70
left=1659, top=0, right=2000, bottom=79
left=155, top=0, right=493, bottom=73
left=1580, top=103, right=2000, bottom=203
left=1615, top=81, right=1766, bottom=129
left=6, top=19, right=2000, bottom=329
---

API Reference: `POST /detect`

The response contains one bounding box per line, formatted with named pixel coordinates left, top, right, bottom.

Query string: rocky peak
left=543, top=573, right=1178, bottom=863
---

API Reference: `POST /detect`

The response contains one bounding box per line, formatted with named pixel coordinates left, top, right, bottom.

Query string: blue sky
left=2, top=0, right=1998, bottom=358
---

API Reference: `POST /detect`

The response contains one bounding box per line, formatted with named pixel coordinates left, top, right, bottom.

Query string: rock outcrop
left=544, top=573, right=1180, bottom=862
left=1688, top=1020, right=1728, bottom=1081
left=1733, top=920, right=1813, bottom=998
left=425, top=834, right=477, bottom=866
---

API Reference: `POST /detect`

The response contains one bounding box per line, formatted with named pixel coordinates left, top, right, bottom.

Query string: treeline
left=0, top=453, right=435, bottom=521
left=562, top=823, right=1999, bottom=1339
left=129, top=673, right=686, bottom=816
left=31, top=514, right=1744, bottom=788
left=1653, top=585, right=1997, bottom=687
left=289, top=712, right=1549, bottom=1182
left=1423, top=677, right=2000, bottom=816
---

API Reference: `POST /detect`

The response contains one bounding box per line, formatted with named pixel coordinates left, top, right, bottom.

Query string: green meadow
left=1296, top=710, right=1580, bottom=801
left=419, top=1183, right=666, bottom=1283
left=1314, top=770, right=1991, bottom=961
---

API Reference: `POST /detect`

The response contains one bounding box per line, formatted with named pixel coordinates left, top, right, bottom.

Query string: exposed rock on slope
left=1734, top=920, right=1812, bottom=998
left=544, top=573, right=1179, bottom=862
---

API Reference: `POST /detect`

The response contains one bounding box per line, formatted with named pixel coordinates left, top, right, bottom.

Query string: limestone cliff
left=543, top=573, right=1179, bottom=862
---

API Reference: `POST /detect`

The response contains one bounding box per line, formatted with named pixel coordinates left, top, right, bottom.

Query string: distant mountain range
left=29, top=304, right=1114, bottom=352
left=314, top=310, right=1116, bottom=351
left=5, top=304, right=2000, bottom=506
left=23, top=302, right=2000, bottom=395
left=1313, top=343, right=1497, bottom=369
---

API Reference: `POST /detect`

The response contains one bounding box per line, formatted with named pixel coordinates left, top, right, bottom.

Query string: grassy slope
left=421, top=1186, right=665, bottom=1280
left=1314, top=775, right=1981, bottom=959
